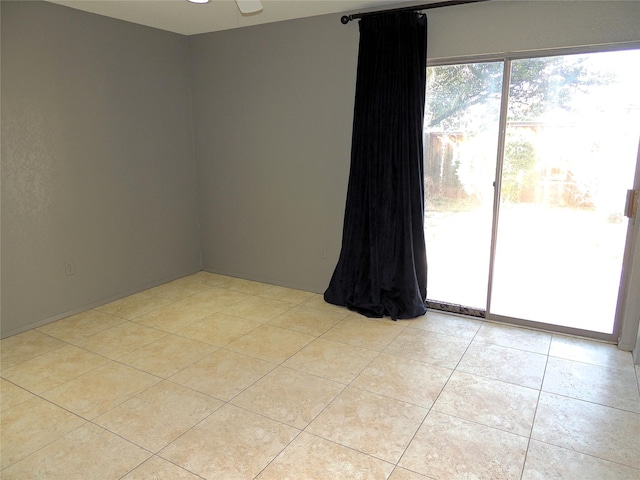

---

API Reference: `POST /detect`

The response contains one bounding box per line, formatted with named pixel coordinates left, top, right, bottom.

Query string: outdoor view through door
left=424, top=49, right=640, bottom=335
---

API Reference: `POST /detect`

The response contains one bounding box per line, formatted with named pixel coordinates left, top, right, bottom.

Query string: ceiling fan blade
left=236, top=0, right=263, bottom=14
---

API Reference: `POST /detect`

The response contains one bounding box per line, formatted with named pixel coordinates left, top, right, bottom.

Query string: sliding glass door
left=490, top=51, right=640, bottom=333
left=423, top=61, right=502, bottom=313
left=424, top=48, right=640, bottom=336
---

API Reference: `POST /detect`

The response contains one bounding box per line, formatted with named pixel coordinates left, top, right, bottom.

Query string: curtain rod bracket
left=340, top=0, right=489, bottom=24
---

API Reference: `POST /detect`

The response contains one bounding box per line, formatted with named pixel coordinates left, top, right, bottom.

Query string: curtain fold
left=324, top=12, right=428, bottom=320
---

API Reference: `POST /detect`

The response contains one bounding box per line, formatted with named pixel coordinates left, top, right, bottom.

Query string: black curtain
left=324, top=12, right=428, bottom=320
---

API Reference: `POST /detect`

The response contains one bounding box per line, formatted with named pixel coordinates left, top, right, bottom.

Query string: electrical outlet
left=65, top=261, right=75, bottom=276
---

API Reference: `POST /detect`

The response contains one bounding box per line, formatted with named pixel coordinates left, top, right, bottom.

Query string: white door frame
left=619, top=139, right=640, bottom=361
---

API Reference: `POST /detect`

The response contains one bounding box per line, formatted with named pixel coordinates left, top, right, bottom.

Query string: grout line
left=519, top=350, right=550, bottom=480
left=394, top=318, right=484, bottom=471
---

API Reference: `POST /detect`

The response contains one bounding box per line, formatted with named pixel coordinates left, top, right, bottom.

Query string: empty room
left=2, top=1, right=640, bottom=479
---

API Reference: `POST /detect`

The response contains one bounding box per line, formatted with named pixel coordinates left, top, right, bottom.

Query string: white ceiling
left=45, top=0, right=428, bottom=36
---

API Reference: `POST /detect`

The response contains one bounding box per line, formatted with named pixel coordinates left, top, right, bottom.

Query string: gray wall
left=189, top=17, right=358, bottom=292
left=425, top=0, right=640, bottom=60
left=1, top=1, right=201, bottom=337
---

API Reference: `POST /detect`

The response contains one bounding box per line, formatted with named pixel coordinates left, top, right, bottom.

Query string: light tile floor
left=1, top=272, right=640, bottom=479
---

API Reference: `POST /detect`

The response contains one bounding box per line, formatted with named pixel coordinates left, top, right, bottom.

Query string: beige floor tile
left=160, top=403, right=299, bottom=480
left=42, top=361, right=160, bottom=419
left=302, top=294, right=352, bottom=314
left=322, top=315, right=407, bottom=351
left=351, top=352, right=452, bottom=408
left=226, top=324, right=315, bottom=363
left=399, top=411, right=528, bottom=479
left=1, top=396, right=86, bottom=469
left=388, top=467, right=430, bottom=480
left=434, top=371, right=539, bottom=436
left=384, top=328, right=470, bottom=369
left=8, top=275, right=640, bottom=480
left=522, top=440, right=640, bottom=480
left=134, top=300, right=217, bottom=333
left=95, top=380, right=223, bottom=452
left=222, top=295, right=296, bottom=323
left=475, top=322, right=552, bottom=354
left=407, top=310, right=483, bottom=339
left=268, top=305, right=347, bottom=336
left=259, top=284, right=316, bottom=304
left=0, top=330, right=66, bottom=370
left=36, top=309, right=126, bottom=344
left=121, top=456, right=204, bottom=479
left=543, top=356, right=640, bottom=412
left=532, top=392, right=640, bottom=468
left=75, top=321, right=167, bottom=359
left=1, top=344, right=109, bottom=394
left=95, top=291, right=172, bottom=320
left=185, top=271, right=233, bottom=287
left=144, top=277, right=212, bottom=301
left=177, top=312, right=261, bottom=347
left=169, top=348, right=275, bottom=401
left=283, top=337, right=379, bottom=384
left=307, top=387, right=428, bottom=464
left=231, top=366, right=344, bottom=429
left=458, top=341, right=547, bottom=388
left=117, top=334, right=216, bottom=378
left=175, top=287, right=251, bottom=314
left=217, top=276, right=274, bottom=295
left=550, top=335, right=635, bottom=372
left=256, top=432, right=394, bottom=480
left=1, top=423, right=150, bottom=480
left=134, top=287, right=249, bottom=332
left=0, top=378, right=34, bottom=411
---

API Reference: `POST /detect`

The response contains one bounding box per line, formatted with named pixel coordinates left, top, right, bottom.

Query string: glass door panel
left=490, top=50, right=640, bottom=333
left=424, top=62, right=503, bottom=310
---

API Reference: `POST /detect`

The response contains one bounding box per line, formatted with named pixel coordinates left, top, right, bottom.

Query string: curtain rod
left=340, top=0, right=489, bottom=24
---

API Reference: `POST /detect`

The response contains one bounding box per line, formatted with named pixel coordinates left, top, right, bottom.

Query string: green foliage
left=508, top=56, right=591, bottom=121
left=426, top=62, right=503, bottom=130
left=426, top=55, right=604, bottom=129
left=425, top=54, right=613, bottom=210
left=501, top=136, right=538, bottom=203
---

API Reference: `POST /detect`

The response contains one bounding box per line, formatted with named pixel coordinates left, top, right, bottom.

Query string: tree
left=425, top=56, right=604, bottom=130
left=426, top=61, right=502, bottom=130
left=501, top=135, right=537, bottom=203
